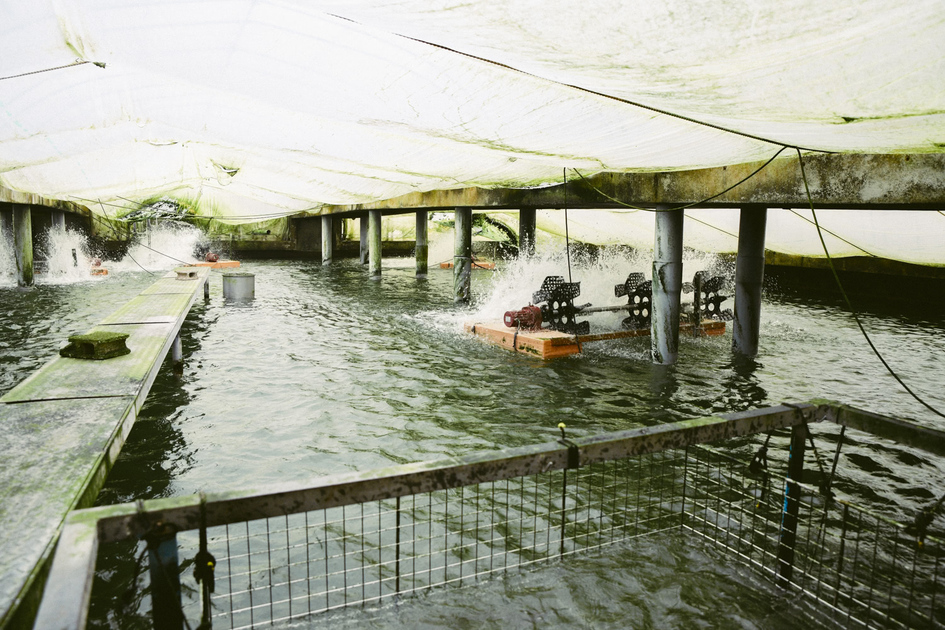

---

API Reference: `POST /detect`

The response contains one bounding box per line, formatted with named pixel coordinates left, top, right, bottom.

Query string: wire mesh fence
left=161, top=451, right=687, bottom=628
left=37, top=402, right=945, bottom=629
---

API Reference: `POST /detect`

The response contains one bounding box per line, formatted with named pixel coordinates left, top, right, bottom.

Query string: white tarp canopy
left=1, top=1, right=944, bottom=258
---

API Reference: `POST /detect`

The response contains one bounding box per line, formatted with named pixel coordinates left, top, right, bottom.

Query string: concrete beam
left=0, top=187, right=89, bottom=215
left=312, top=154, right=945, bottom=216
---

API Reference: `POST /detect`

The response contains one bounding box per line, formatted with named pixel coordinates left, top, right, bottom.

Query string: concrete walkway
left=0, top=267, right=210, bottom=629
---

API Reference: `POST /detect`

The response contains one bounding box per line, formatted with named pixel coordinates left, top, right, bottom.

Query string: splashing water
left=39, top=226, right=99, bottom=284
left=469, top=247, right=727, bottom=332
left=110, top=223, right=206, bottom=273
left=0, top=221, right=207, bottom=286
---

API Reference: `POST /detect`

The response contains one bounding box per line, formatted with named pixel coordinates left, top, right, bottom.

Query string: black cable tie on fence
left=906, top=492, right=945, bottom=547
left=557, top=423, right=580, bottom=469
left=748, top=433, right=772, bottom=507
left=749, top=433, right=772, bottom=476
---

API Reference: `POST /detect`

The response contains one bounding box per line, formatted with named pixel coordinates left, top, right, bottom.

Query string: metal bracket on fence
left=782, top=402, right=814, bottom=423
left=557, top=423, right=581, bottom=557
left=906, top=493, right=945, bottom=547
left=557, top=423, right=580, bottom=469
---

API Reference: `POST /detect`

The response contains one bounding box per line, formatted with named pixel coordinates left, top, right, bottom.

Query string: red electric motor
left=503, top=305, right=543, bottom=330
left=205, top=252, right=220, bottom=263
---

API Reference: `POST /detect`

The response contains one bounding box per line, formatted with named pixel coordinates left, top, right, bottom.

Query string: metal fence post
left=146, top=523, right=183, bottom=630
left=395, top=496, right=402, bottom=594
left=777, top=423, right=807, bottom=587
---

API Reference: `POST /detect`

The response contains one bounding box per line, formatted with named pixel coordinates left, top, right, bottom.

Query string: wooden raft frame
left=465, top=319, right=725, bottom=359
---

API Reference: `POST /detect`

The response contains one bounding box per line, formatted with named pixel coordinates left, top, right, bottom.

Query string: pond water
left=2, top=231, right=945, bottom=628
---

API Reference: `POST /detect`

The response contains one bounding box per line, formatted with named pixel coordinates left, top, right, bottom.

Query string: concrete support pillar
left=321, top=215, right=333, bottom=264
left=651, top=205, right=684, bottom=365
left=369, top=209, right=382, bottom=278
left=359, top=215, right=369, bottom=265
left=733, top=206, right=768, bottom=357
left=13, top=204, right=33, bottom=287
left=453, top=208, right=472, bottom=304
left=171, top=334, right=183, bottom=364
left=51, top=211, right=66, bottom=231
left=777, top=422, right=807, bottom=587
left=146, top=524, right=183, bottom=630
left=519, top=207, right=536, bottom=257
left=415, top=210, right=428, bottom=277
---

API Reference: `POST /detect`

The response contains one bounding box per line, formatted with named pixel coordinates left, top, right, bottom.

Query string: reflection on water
left=3, top=251, right=945, bottom=628
left=718, top=354, right=769, bottom=413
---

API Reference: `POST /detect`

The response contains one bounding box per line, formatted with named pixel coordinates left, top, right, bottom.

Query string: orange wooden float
left=439, top=260, right=496, bottom=270
left=192, top=260, right=241, bottom=269
left=465, top=319, right=725, bottom=359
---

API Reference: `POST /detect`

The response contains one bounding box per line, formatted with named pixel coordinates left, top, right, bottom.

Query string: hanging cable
left=563, top=168, right=574, bottom=286
left=785, top=208, right=878, bottom=258
left=0, top=59, right=105, bottom=82
left=796, top=148, right=945, bottom=420
left=93, top=200, right=156, bottom=276
left=571, top=146, right=788, bottom=213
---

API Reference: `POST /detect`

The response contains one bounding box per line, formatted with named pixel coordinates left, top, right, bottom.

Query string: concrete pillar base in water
left=51, top=211, right=66, bottom=231
left=321, top=215, right=333, bottom=264
left=222, top=271, right=255, bottom=300
left=359, top=215, right=369, bottom=265
left=171, top=334, right=183, bottom=364
left=369, top=210, right=382, bottom=277
left=519, top=207, right=536, bottom=257
left=733, top=206, right=767, bottom=357
left=13, top=204, right=33, bottom=287
left=454, top=208, right=472, bottom=303
left=415, top=210, right=428, bottom=277
left=651, top=205, right=684, bottom=365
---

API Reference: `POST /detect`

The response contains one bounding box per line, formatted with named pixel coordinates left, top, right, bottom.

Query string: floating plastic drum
left=222, top=271, right=255, bottom=300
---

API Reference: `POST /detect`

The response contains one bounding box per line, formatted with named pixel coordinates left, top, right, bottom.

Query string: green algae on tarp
left=59, top=331, right=131, bottom=360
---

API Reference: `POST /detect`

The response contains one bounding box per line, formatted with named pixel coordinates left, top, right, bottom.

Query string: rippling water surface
left=3, top=249, right=945, bottom=628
